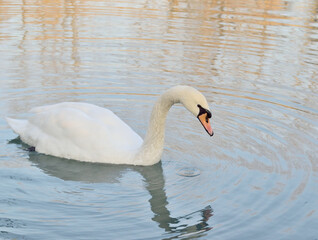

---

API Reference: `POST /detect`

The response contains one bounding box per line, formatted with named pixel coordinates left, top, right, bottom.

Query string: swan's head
left=172, top=85, right=214, bottom=136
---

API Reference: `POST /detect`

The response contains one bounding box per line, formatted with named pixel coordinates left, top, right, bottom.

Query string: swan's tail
left=6, top=117, right=28, bottom=136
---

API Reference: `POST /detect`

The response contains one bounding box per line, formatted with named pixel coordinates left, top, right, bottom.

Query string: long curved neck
left=134, top=89, right=178, bottom=166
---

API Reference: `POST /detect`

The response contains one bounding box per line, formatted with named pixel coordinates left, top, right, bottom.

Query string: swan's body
left=6, top=86, right=213, bottom=166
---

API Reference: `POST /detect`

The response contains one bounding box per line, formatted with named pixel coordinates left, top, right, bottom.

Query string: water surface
left=0, top=0, right=318, bottom=239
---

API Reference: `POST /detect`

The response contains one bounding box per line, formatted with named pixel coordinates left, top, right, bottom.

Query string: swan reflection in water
left=19, top=141, right=213, bottom=238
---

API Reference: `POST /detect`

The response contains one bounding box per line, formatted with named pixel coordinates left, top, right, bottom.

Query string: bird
left=6, top=85, right=213, bottom=166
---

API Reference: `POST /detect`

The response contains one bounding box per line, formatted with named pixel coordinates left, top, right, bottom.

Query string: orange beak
left=198, top=113, right=214, bottom=136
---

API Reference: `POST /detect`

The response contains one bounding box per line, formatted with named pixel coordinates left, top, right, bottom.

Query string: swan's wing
left=30, top=102, right=129, bottom=129
left=30, top=102, right=101, bottom=115
left=24, top=103, right=142, bottom=162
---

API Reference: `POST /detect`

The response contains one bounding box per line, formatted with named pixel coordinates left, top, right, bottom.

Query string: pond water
left=0, top=0, right=318, bottom=239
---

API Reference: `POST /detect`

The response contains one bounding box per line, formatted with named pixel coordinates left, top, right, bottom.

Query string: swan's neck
left=134, top=89, right=177, bottom=166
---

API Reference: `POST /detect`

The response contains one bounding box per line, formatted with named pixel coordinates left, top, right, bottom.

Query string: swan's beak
left=198, top=113, right=214, bottom=136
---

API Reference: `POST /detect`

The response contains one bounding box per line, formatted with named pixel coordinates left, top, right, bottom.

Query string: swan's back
left=7, top=102, right=143, bottom=164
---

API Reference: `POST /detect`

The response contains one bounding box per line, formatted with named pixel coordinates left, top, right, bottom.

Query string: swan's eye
left=197, top=105, right=212, bottom=119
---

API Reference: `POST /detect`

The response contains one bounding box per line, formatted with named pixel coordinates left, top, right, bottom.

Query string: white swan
left=6, top=85, right=213, bottom=166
